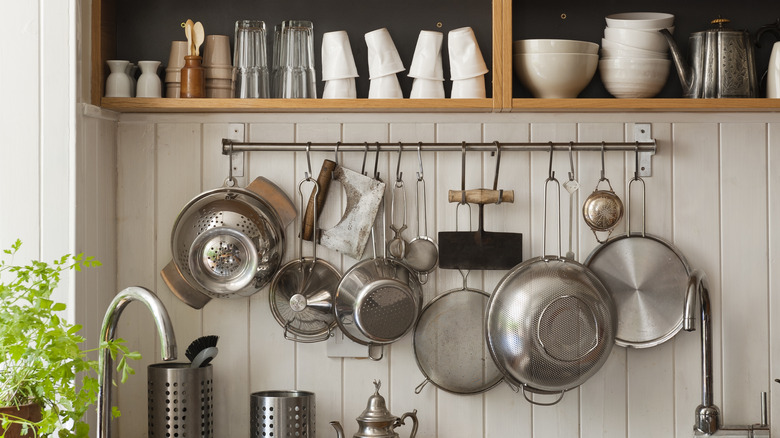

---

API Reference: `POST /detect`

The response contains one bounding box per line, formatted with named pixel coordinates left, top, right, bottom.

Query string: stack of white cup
left=365, top=28, right=405, bottom=98
left=448, top=27, right=489, bottom=98
left=165, top=41, right=188, bottom=98
left=408, top=31, right=445, bottom=99
left=321, top=31, right=359, bottom=99
left=203, top=35, right=235, bottom=98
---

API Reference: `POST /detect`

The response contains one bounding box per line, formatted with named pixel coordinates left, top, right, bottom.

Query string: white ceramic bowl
left=605, top=12, right=675, bottom=29
left=604, top=27, right=668, bottom=53
left=601, top=47, right=667, bottom=60
left=514, top=53, right=598, bottom=98
left=599, top=57, right=671, bottom=98
left=601, top=38, right=667, bottom=58
left=513, top=39, right=599, bottom=55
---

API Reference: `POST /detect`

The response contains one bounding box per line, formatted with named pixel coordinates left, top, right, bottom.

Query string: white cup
left=323, top=78, right=357, bottom=98
left=368, top=74, right=403, bottom=98
left=448, top=27, right=489, bottom=80
left=409, top=30, right=444, bottom=80
left=322, top=30, right=359, bottom=81
left=410, top=78, right=445, bottom=99
left=451, top=75, right=486, bottom=98
left=365, top=28, right=405, bottom=79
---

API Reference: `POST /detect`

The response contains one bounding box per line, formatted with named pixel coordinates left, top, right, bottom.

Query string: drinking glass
left=233, top=20, right=269, bottom=98
left=278, top=20, right=316, bottom=98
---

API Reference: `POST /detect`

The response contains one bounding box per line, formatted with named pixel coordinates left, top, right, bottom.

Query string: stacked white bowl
left=600, top=12, right=674, bottom=98
left=513, top=39, right=599, bottom=98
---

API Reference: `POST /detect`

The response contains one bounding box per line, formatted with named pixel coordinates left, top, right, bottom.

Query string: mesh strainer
left=485, top=145, right=616, bottom=405
left=413, top=270, right=503, bottom=395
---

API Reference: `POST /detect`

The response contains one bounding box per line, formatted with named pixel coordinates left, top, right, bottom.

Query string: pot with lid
left=660, top=17, right=758, bottom=98
left=330, top=380, right=418, bottom=438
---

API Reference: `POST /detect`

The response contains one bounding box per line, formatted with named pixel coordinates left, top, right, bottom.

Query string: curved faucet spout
left=684, top=270, right=720, bottom=435
left=97, top=287, right=177, bottom=438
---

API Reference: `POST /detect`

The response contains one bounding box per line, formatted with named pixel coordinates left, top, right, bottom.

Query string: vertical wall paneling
left=388, top=123, right=438, bottom=438
left=671, top=123, right=721, bottom=438
left=109, top=114, right=780, bottom=438
left=769, top=122, right=780, bottom=437
left=435, top=122, right=485, bottom=438
left=246, top=122, right=298, bottom=399
left=577, top=122, right=628, bottom=438
left=201, top=123, right=251, bottom=437
left=115, top=121, right=157, bottom=436
left=482, top=122, right=532, bottom=437
left=720, top=123, right=770, bottom=424
left=155, top=123, right=204, bottom=357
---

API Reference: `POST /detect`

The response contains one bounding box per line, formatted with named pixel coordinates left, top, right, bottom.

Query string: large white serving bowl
left=514, top=53, right=599, bottom=98
left=605, top=12, right=675, bottom=29
left=604, top=27, right=668, bottom=53
left=513, top=39, right=599, bottom=55
left=599, top=57, right=671, bottom=98
left=601, top=38, right=667, bottom=58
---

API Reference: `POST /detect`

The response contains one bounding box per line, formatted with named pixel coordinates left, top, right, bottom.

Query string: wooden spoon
left=184, top=19, right=194, bottom=56
left=193, top=21, right=204, bottom=56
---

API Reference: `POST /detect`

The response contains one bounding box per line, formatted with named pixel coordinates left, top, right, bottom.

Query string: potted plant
left=0, top=239, right=139, bottom=438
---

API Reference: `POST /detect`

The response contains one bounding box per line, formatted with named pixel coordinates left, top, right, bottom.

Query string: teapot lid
left=356, top=380, right=397, bottom=423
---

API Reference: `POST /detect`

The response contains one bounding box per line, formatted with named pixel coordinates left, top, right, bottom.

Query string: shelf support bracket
left=634, top=123, right=654, bottom=177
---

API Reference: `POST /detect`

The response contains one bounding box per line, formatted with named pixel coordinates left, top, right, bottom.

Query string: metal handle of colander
left=521, top=386, right=565, bottom=406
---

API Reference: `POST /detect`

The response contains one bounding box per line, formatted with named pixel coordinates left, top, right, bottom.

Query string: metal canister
left=148, top=363, right=214, bottom=438
left=250, top=390, right=315, bottom=438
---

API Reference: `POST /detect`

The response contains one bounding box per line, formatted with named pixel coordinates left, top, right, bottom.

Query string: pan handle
left=414, top=378, right=431, bottom=394
left=283, top=321, right=334, bottom=343
left=521, top=386, right=565, bottom=406
left=368, top=344, right=385, bottom=361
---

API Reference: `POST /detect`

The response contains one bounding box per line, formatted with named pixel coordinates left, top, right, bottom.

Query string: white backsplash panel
left=111, top=112, right=780, bottom=438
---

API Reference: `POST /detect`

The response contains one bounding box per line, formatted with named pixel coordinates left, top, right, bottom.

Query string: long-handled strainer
left=269, top=147, right=341, bottom=342
left=404, top=143, right=438, bottom=284
left=413, top=207, right=502, bottom=395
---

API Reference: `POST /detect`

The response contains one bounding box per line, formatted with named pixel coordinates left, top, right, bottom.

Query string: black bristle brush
left=185, top=335, right=219, bottom=368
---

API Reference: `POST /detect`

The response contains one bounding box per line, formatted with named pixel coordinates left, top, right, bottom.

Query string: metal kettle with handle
left=330, top=380, right=418, bottom=438
left=660, top=17, right=758, bottom=98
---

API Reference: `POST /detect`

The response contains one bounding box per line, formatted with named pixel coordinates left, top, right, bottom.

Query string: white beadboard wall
left=104, top=111, right=780, bottom=438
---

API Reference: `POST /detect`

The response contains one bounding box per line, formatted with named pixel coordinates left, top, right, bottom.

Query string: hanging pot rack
left=221, top=124, right=657, bottom=176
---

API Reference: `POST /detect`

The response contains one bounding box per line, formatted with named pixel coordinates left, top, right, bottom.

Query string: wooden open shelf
left=91, top=0, right=780, bottom=113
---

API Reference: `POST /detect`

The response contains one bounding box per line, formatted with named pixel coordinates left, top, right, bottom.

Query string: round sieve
left=269, top=176, right=340, bottom=342
left=413, top=271, right=502, bottom=395
left=405, top=149, right=438, bottom=284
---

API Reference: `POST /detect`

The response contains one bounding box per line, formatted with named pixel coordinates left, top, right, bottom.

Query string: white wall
left=109, top=111, right=780, bottom=438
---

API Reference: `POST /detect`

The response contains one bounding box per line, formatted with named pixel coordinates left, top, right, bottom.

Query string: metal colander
left=413, top=285, right=503, bottom=395
left=486, top=256, right=616, bottom=395
left=170, top=187, right=286, bottom=298
left=250, top=391, right=315, bottom=438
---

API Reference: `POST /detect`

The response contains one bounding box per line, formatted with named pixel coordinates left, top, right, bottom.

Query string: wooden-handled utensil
left=447, top=189, right=514, bottom=204
left=193, top=21, right=204, bottom=56
left=185, top=19, right=194, bottom=56
left=301, top=159, right=337, bottom=241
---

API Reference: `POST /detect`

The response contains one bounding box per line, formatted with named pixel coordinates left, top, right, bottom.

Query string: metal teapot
left=330, top=380, right=418, bottom=438
left=660, top=18, right=758, bottom=98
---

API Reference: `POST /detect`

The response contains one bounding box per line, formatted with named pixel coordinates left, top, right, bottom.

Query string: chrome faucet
left=97, top=287, right=177, bottom=438
left=684, top=270, right=720, bottom=435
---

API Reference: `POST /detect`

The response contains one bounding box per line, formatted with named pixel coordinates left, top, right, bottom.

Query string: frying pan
left=486, top=146, right=616, bottom=405
left=584, top=151, right=690, bottom=348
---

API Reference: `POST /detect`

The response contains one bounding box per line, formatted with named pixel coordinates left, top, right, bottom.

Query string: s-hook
left=304, top=142, right=313, bottom=181
left=492, top=141, right=503, bottom=204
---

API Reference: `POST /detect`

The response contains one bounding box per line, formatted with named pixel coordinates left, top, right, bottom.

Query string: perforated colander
left=170, top=186, right=286, bottom=298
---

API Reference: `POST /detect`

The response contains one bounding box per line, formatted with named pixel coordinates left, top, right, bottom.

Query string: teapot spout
left=659, top=28, right=694, bottom=96
left=330, top=421, right=345, bottom=438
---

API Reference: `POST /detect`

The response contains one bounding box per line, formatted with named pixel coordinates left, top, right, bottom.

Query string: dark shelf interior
left=512, top=0, right=780, bottom=98
left=114, top=0, right=493, bottom=99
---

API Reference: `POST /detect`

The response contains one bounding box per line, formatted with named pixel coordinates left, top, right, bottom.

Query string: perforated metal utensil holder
left=251, top=390, right=315, bottom=438
left=148, top=363, right=214, bottom=438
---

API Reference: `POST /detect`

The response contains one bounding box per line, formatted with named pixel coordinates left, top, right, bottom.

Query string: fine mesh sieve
left=148, top=363, right=214, bottom=438
left=250, top=391, right=315, bottom=438
left=413, top=276, right=503, bottom=395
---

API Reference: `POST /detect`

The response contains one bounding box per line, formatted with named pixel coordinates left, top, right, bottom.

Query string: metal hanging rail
left=221, top=139, right=656, bottom=154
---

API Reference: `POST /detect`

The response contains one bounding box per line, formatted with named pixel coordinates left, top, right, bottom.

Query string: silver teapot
left=660, top=17, right=758, bottom=98
left=330, top=380, right=418, bottom=438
